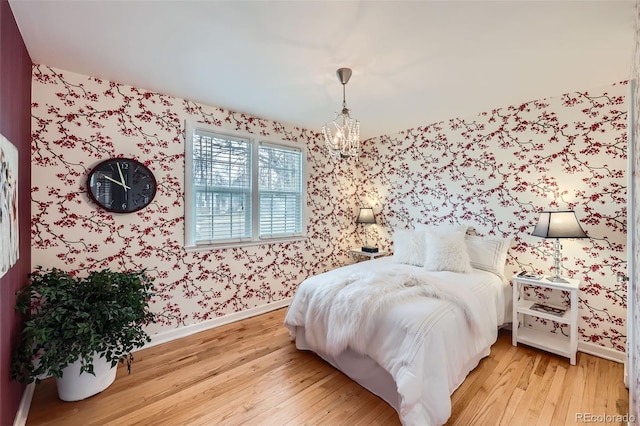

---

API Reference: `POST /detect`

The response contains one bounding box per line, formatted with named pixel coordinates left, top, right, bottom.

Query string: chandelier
left=322, top=68, right=360, bottom=159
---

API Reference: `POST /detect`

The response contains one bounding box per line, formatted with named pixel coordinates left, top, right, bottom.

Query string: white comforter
left=284, top=257, right=507, bottom=426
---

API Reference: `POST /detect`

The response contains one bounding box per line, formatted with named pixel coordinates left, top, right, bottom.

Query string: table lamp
left=356, top=207, right=378, bottom=253
left=531, top=210, right=588, bottom=283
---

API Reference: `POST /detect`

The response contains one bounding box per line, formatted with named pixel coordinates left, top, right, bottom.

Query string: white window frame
left=184, top=122, right=307, bottom=251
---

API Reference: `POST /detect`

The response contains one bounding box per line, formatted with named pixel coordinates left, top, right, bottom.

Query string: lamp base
left=548, top=275, right=569, bottom=283
left=361, top=246, right=379, bottom=253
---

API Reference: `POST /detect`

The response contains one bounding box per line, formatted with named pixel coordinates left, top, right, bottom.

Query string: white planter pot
left=56, top=353, right=117, bottom=401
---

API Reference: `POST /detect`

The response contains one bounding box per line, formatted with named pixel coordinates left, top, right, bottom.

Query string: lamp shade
left=356, top=208, right=376, bottom=224
left=531, top=211, right=587, bottom=239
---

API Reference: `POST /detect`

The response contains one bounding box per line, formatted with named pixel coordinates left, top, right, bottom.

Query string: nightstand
left=349, top=249, right=387, bottom=262
left=512, top=273, right=579, bottom=365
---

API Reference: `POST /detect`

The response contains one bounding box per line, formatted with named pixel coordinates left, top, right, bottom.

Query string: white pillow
left=392, top=229, right=426, bottom=266
left=465, top=235, right=512, bottom=278
left=423, top=231, right=473, bottom=273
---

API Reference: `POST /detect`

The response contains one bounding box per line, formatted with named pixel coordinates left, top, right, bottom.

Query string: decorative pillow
left=465, top=235, right=512, bottom=278
left=392, top=229, right=426, bottom=266
left=423, top=231, right=473, bottom=273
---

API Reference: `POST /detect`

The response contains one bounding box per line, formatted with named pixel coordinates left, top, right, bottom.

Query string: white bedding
left=284, top=257, right=509, bottom=426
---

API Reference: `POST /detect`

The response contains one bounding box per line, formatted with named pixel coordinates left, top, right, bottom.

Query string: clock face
left=87, top=158, right=157, bottom=213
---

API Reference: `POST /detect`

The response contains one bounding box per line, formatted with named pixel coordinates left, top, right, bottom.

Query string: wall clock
left=87, top=158, right=157, bottom=213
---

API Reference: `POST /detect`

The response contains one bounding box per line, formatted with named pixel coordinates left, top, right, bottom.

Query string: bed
left=284, top=227, right=512, bottom=426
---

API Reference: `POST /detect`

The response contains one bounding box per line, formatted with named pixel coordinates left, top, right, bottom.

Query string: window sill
left=184, top=235, right=308, bottom=252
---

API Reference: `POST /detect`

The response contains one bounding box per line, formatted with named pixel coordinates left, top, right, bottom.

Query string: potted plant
left=10, top=266, right=156, bottom=401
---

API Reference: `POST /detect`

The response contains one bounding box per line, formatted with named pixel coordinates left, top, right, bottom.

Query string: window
left=258, top=143, right=303, bottom=238
left=185, top=126, right=305, bottom=248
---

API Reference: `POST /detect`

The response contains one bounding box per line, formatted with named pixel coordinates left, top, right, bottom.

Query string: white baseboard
left=143, top=298, right=292, bottom=350
left=578, top=341, right=626, bottom=363
left=13, top=382, right=35, bottom=426
left=624, top=360, right=629, bottom=388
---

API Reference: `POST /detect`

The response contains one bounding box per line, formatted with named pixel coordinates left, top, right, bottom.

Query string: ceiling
left=8, top=1, right=636, bottom=140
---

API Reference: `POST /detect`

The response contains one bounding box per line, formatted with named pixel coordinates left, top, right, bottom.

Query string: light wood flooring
left=26, top=308, right=628, bottom=425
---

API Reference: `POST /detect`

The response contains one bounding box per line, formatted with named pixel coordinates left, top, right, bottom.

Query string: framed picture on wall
left=0, top=134, right=19, bottom=278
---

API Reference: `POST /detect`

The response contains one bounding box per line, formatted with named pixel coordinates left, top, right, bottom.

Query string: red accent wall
left=0, top=0, right=31, bottom=424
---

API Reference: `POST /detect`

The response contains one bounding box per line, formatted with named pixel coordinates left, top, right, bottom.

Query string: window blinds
left=258, top=143, right=303, bottom=238
left=188, top=129, right=304, bottom=246
left=192, top=131, right=252, bottom=242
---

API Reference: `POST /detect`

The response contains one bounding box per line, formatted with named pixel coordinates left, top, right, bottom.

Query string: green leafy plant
left=10, top=267, right=156, bottom=383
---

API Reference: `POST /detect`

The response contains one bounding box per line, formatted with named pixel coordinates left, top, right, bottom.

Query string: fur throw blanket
left=286, top=266, right=479, bottom=357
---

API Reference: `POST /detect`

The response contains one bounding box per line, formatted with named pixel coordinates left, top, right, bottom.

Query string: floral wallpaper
left=32, top=64, right=629, bottom=355
left=357, top=83, right=628, bottom=352
left=31, top=65, right=360, bottom=335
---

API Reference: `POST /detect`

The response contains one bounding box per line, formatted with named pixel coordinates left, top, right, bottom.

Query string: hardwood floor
left=26, top=308, right=628, bottom=426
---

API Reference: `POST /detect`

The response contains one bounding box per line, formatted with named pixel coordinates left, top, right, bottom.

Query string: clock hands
left=102, top=174, right=131, bottom=190
left=116, top=163, right=129, bottom=192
